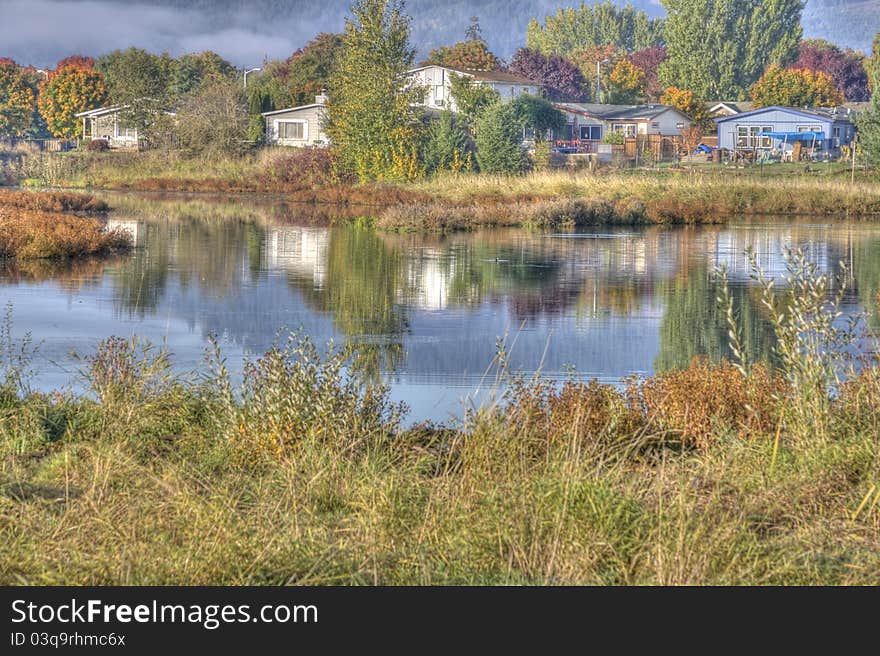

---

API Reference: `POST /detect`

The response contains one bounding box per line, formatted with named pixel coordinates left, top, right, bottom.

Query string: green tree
left=526, top=1, right=663, bottom=56
left=660, top=0, right=803, bottom=99
left=96, top=48, right=173, bottom=144
left=422, top=110, right=474, bottom=174
left=0, top=59, right=35, bottom=137
left=475, top=101, right=526, bottom=174
left=858, top=32, right=880, bottom=168
left=175, top=76, right=249, bottom=155
left=510, top=94, right=566, bottom=139
left=170, top=51, right=236, bottom=99
left=326, top=0, right=426, bottom=182
left=449, top=73, right=499, bottom=123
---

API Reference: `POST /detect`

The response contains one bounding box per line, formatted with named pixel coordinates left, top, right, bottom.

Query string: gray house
left=262, top=95, right=329, bottom=147
left=553, top=103, right=693, bottom=153
left=715, top=106, right=858, bottom=158
left=75, top=106, right=140, bottom=149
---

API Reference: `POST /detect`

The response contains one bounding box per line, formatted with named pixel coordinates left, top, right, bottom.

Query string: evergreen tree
left=326, top=0, right=425, bottom=181
left=475, top=101, right=525, bottom=174
left=660, top=0, right=803, bottom=100
left=422, top=110, right=474, bottom=174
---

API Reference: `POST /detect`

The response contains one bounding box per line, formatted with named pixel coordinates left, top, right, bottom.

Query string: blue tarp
left=759, top=131, right=825, bottom=142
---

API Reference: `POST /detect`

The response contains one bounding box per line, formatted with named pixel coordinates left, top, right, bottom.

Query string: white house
left=553, top=103, right=693, bottom=151
left=262, top=94, right=329, bottom=147
left=407, top=65, right=541, bottom=112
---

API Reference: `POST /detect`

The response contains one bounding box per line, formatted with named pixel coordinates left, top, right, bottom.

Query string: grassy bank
left=4, top=150, right=880, bottom=230
left=0, top=189, right=129, bottom=260
left=1, top=256, right=878, bottom=585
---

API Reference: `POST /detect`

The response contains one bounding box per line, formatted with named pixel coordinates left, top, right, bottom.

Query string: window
left=612, top=123, right=637, bottom=138
left=735, top=125, right=773, bottom=148
left=797, top=125, right=822, bottom=133
left=116, top=123, right=136, bottom=139
left=580, top=126, right=601, bottom=140
left=277, top=120, right=306, bottom=140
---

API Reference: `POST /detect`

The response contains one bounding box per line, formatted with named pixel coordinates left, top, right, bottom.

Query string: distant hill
left=5, top=0, right=878, bottom=68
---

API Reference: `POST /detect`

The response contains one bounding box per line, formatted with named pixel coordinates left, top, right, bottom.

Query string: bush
left=256, top=147, right=347, bottom=189
left=86, top=139, right=109, bottom=152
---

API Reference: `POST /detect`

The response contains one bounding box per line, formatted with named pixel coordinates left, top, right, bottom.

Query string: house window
left=580, top=126, right=602, bottom=141
left=277, top=120, right=306, bottom=140
left=116, top=122, right=136, bottom=139
left=797, top=125, right=822, bottom=133
left=736, top=125, right=773, bottom=148
left=612, top=124, right=637, bottom=138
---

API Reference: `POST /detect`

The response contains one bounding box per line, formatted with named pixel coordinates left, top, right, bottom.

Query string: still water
left=2, top=192, right=879, bottom=423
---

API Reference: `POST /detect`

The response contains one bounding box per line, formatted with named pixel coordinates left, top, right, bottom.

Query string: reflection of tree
left=110, top=223, right=172, bottom=318
left=290, top=226, right=410, bottom=380
left=851, top=235, right=880, bottom=330
left=656, top=261, right=776, bottom=372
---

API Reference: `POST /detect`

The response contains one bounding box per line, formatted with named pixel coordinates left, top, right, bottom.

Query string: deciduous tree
left=449, top=73, right=499, bottom=123
left=660, top=0, right=803, bottom=100
left=175, top=76, right=249, bottom=155
left=751, top=65, right=844, bottom=108
left=38, top=64, right=108, bottom=137
left=791, top=39, right=868, bottom=102
left=326, top=0, right=425, bottom=181
left=857, top=33, right=880, bottom=167
left=509, top=48, right=586, bottom=101
left=424, top=39, right=500, bottom=72
left=628, top=45, right=667, bottom=101
left=608, top=59, right=646, bottom=104
left=0, top=59, right=35, bottom=137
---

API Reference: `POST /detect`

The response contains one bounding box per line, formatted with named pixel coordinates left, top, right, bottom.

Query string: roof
left=407, top=65, right=542, bottom=87
left=555, top=102, right=690, bottom=121
left=75, top=102, right=176, bottom=118
left=713, top=105, right=857, bottom=124
left=707, top=101, right=755, bottom=114
left=262, top=103, right=326, bottom=117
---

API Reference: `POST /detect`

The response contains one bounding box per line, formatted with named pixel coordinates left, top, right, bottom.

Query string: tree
left=175, top=76, right=249, bottom=155
left=55, top=55, right=96, bottom=72
left=271, top=33, right=344, bottom=108
left=475, top=101, right=525, bottom=174
left=170, top=51, right=236, bottom=99
left=508, top=48, right=586, bottom=101
left=0, top=59, right=35, bottom=137
left=867, top=32, right=880, bottom=95
left=857, top=33, right=880, bottom=168
left=526, top=1, right=664, bottom=56
left=608, top=59, right=646, bottom=104
left=510, top=95, right=566, bottom=139
left=750, top=65, right=844, bottom=108
left=791, top=39, right=869, bottom=102
left=449, top=73, right=500, bottom=123
left=569, top=45, right=618, bottom=100
left=465, top=16, right=483, bottom=42
left=424, top=40, right=500, bottom=71
left=422, top=110, right=474, bottom=174
left=38, top=64, right=108, bottom=137
left=628, top=45, right=667, bottom=101
left=326, top=0, right=425, bottom=182
left=660, top=0, right=803, bottom=100
left=660, top=86, right=711, bottom=130
left=96, top=48, right=173, bottom=144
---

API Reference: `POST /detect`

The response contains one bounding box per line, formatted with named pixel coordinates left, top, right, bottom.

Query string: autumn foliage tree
left=790, top=39, right=869, bottom=102
left=660, top=86, right=711, bottom=131
left=751, top=65, right=844, bottom=108
left=424, top=39, right=500, bottom=71
left=508, top=48, right=586, bottom=101
left=607, top=59, right=646, bottom=103
left=628, top=45, right=667, bottom=101
left=0, top=59, right=36, bottom=137
left=38, top=60, right=108, bottom=137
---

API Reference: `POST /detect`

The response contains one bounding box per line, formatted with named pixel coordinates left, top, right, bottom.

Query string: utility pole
left=243, top=68, right=261, bottom=89
left=596, top=59, right=609, bottom=104
left=851, top=135, right=858, bottom=186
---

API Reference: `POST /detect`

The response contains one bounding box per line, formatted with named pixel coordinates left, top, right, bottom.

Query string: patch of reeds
left=0, top=208, right=131, bottom=259
left=0, top=189, right=108, bottom=214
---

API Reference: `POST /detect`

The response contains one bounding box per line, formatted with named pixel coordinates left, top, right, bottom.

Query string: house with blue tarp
left=714, top=106, right=858, bottom=159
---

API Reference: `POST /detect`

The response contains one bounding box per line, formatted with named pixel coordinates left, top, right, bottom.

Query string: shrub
left=256, top=147, right=345, bottom=189
left=0, top=209, right=130, bottom=259
left=86, top=138, right=109, bottom=152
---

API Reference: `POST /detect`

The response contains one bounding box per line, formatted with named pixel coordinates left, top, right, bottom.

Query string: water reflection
left=2, top=192, right=879, bottom=422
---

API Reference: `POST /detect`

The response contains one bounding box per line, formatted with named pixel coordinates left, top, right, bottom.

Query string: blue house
left=715, top=106, right=857, bottom=159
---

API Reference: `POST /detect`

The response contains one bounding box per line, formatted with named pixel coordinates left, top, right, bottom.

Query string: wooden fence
left=0, top=138, right=79, bottom=152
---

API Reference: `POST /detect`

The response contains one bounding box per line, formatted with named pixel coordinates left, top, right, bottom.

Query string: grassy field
left=0, top=189, right=130, bottom=260
left=4, top=150, right=880, bottom=230
left=1, top=256, right=878, bottom=585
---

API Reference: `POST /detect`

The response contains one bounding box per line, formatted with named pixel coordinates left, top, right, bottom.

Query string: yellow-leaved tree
left=38, top=59, right=108, bottom=138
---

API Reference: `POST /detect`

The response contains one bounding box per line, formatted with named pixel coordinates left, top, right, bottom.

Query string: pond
left=2, top=192, right=879, bottom=423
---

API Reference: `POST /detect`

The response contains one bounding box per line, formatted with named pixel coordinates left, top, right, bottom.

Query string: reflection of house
left=105, top=219, right=144, bottom=245
left=714, top=106, right=857, bottom=156
left=407, top=65, right=541, bottom=112
left=553, top=103, right=693, bottom=152
left=262, top=95, right=329, bottom=147
left=264, top=227, right=330, bottom=287
left=707, top=231, right=831, bottom=282
left=405, top=251, right=451, bottom=311
left=75, top=104, right=176, bottom=149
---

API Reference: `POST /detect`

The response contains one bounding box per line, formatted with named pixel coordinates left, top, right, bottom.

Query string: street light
left=36, top=69, right=49, bottom=80
left=596, top=58, right=610, bottom=104
left=243, top=67, right=261, bottom=88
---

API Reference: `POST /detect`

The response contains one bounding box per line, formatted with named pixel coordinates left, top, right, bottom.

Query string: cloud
left=0, top=0, right=329, bottom=67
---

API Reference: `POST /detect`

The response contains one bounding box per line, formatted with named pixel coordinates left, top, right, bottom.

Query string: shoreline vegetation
left=1, top=249, right=879, bottom=584
left=2, top=150, right=880, bottom=231
left=0, top=189, right=130, bottom=260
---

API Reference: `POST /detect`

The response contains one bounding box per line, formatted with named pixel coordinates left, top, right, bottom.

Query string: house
left=75, top=106, right=140, bottom=149
left=75, top=104, right=176, bottom=149
left=553, top=103, right=694, bottom=152
left=706, top=101, right=755, bottom=117
left=407, top=65, right=541, bottom=112
left=262, top=94, right=329, bottom=147
left=714, top=105, right=858, bottom=158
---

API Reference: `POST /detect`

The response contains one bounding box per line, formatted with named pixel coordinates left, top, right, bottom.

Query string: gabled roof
left=713, top=105, right=855, bottom=124
left=555, top=102, right=691, bottom=122
left=707, top=101, right=754, bottom=115
left=261, top=103, right=326, bottom=117
left=407, top=64, right=542, bottom=87
left=75, top=105, right=126, bottom=118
